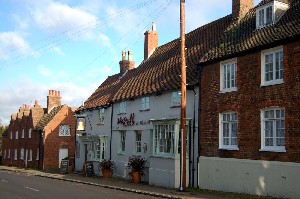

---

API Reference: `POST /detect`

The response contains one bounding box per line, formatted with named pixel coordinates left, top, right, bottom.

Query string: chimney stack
left=232, top=0, right=253, bottom=21
left=47, top=89, right=62, bottom=113
left=144, top=22, right=158, bottom=60
left=119, top=51, right=135, bottom=74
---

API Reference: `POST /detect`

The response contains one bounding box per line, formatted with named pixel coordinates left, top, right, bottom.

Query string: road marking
left=2, top=180, right=8, bottom=183
left=25, top=187, right=39, bottom=192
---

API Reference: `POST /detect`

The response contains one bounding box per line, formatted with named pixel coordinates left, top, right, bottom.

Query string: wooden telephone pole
left=180, top=0, right=187, bottom=191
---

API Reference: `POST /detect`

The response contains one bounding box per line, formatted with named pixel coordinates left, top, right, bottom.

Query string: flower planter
left=131, top=171, right=141, bottom=184
left=102, top=169, right=111, bottom=179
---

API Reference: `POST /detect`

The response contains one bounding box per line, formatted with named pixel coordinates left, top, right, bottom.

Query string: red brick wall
left=200, top=40, right=300, bottom=162
left=43, top=105, right=76, bottom=169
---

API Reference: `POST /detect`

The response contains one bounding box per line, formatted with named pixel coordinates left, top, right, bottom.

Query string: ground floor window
left=219, top=112, right=238, bottom=150
left=261, top=107, right=285, bottom=152
left=135, top=130, right=142, bottom=153
left=14, top=149, right=17, bottom=160
left=87, top=136, right=107, bottom=161
left=152, top=119, right=189, bottom=157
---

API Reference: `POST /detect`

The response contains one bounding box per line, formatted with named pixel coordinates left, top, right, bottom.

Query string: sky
left=0, top=0, right=261, bottom=125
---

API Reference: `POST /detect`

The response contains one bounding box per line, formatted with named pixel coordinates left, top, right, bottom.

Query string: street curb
left=35, top=174, right=183, bottom=199
left=0, top=168, right=183, bottom=199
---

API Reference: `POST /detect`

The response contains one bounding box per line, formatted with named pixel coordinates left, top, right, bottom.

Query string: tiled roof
left=200, top=0, right=300, bottom=63
left=80, top=0, right=299, bottom=111
left=36, top=106, right=62, bottom=129
left=81, top=15, right=233, bottom=110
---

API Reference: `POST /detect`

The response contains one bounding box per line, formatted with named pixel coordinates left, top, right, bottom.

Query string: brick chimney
left=31, top=100, right=45, bottom=127
left=119, top=51, right=135, bottom=74
left=47, top=90, right=61, bottom=113
left=17, top=104, right=26, bottom=119
left=232, top=0, right=253, bottom=21
left=144, top=22, right=158, bottom=60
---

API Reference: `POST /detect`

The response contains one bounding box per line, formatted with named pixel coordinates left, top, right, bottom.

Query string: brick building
left=1, top=90, right=76, bottom=170
left=197, top=0, right=300, bottom=198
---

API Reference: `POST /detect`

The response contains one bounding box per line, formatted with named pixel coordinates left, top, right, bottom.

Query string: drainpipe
left=191, top=87, right=196, bottom=187
left=196, top=65, right=202, bottom=188
left=109, top=103, right=114, bottom=160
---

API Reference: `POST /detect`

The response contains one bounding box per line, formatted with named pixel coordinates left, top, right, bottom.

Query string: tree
left=0, top=119, right=8, bottom=156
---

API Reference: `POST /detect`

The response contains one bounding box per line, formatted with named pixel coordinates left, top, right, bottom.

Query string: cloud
left=0, top=32, right=33, bottom=60
left=31, top=1, right=97, bottom=36
left=50, top=46, right=65, bottom=56
left=38, top=65, right=53, bottom=77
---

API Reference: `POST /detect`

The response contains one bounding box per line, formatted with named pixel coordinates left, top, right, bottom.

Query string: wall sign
left=117, top=113, right=135, bottom=126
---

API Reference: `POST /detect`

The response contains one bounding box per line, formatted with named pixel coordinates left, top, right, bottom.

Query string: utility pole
left=180, top=0, right=187, bottom=192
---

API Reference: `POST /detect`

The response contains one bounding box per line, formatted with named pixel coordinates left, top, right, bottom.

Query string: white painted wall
left=110, top=89, right=198, bottom=187
left=198, top=156, right=300, bottom=199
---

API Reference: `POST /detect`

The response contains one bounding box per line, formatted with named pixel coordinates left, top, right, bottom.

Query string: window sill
left=117, top=113, right=126, bottom=115
left=220, top=88, right=237, bottom=93
left=259, top=148, right=286, bottom=153
left=170, top=105, right=180, bottom=108
left=218, top=147, right=239, bottom=151
left=97, top=123, right=104, bottom=126
left=118, top=152, right=126, bottom=155
left=261, top=80, right=284, bottom=87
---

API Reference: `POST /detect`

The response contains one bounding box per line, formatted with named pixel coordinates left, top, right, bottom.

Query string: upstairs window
left=256, top=1, right=289, bottom=29
left=140, top=97, right=150, bottom=111
left=171, top=91, right=181, bottom=107
left=119, top=101, right=126, bottom=114
left=28, top=128, right=32, bottom=138
left=261, top=46, right=283, bottom=86
left=220, top=58, right=237, bottom=92
left=15, top=131, right=18, bottom=139
left=59, top=125, right=71, bottom=136
left=99, top=108, right=105, bottom=124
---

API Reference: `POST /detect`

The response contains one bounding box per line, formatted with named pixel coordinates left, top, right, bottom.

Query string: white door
left=59, top=148, right=68, bottom=168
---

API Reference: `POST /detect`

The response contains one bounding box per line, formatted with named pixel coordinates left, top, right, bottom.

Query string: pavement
left=0, top=165, right=234, bottom=199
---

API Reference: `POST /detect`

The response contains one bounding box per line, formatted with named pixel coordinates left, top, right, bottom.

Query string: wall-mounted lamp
left=77, top=118, right=86, bottom=131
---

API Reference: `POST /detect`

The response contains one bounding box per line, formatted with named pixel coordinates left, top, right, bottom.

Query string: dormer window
left=256, top=1, right=289, bottom=29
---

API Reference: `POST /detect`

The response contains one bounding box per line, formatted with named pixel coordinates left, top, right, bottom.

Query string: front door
left=59, top=148, right=68, bottom=168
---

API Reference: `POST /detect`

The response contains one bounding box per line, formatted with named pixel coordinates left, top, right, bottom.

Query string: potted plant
left=98, top=159, right=115, bottom=179
left=126, top=155, right=147, bottom=183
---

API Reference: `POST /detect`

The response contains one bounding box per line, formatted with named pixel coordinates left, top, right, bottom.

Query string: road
left=0, top=170, right=163, bottom=199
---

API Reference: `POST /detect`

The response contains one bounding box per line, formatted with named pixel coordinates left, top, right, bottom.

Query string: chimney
left=47, top=89, right=62, bottom=113
left=17, top=105, right=25, bottom=119
left=119, top=51, right=135, bottom=74
left=232, top=0, right=254, bottom=21
left=144, top=22, right=158, bottom=60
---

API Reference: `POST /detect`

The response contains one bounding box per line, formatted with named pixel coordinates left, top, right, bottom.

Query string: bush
left=127, top=155, right=148, bottom=176
left=98, top=159, right=115, bottom=173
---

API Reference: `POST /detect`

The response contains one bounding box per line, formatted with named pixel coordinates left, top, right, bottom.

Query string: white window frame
left=36, top=148, right=39, bottom=160
left=220, top=58, right=237, bottom=93
left=119, top=131, right=126, bottom=153
left=219, top=112, right=239, bottom=150
left=8, top=149, right=10, bottom=158
left=15, top=131, right=18, bottom=139
left=14, top=149, right=17, bottom=160
left=140, top=97, right=150, bottom=111
left=99, top=108, right=105, bottom=124
left=21, top=129, right=24, bottom=138
left=29, top=149, right=32, bottom=161
left=3, top=149, right=6, bottom=159
left=28, top=128, right=32, bottom=138
left=171, top=91, right=181, bottom=107
left=88, top=137, right=107, bottom=161
left=59, top=125, right=71, bottom=136
left=260, top=107, right=286, bottom=152
left=20, top=148, right=24, bottom=160
left=135, top=130, right=142, bottom=153
left=119, top=101, right=126, bottom=114
left=256, top=2, right=274, bottom=29
left=261, top=46, right=283, bottom=86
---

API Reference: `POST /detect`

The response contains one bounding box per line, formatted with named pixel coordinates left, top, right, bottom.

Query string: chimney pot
left=35, top=100, right=39, bottom=106
left=128, top=50, right=132, bottom=61
left=58, top=90, right=60, bottom=96
left=152, top=21, right=156, bottom=31
left=122, top=51, right=126, bottom=60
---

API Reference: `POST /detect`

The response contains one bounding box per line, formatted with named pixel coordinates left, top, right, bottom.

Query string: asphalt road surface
left=0, top=170, right=164, bottom=199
